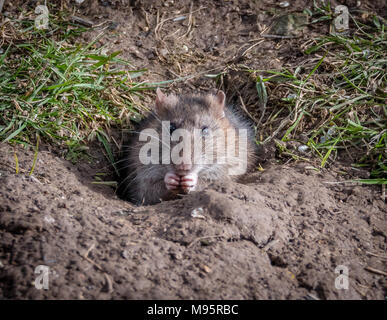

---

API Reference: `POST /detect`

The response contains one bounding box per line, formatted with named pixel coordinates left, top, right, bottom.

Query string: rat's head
left=152, top=88, right=230, bottom=177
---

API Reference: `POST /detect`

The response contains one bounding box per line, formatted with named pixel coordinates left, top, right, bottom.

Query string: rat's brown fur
left=117, top=90, right=258, bottom=205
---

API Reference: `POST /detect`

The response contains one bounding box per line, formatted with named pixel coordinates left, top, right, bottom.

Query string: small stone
left=287, top=93, right=297, bottom=100
left=201, top=264, right=211, bottom=273
left=298, top=145, right=309, bottom=153
left=121, top=250, right=130, bottom=259
left=44, top=215, right=55, bottom=224
left=279, top=1, right=290, bottom=8
left=191, top=207, right=205, bottom=219
left=173, top=16, right=186, bottom=22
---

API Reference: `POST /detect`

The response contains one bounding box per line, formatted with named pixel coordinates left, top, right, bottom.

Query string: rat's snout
left=171, top=133, right=195, bottom=176
left=174, top=163, right=193, bottom=176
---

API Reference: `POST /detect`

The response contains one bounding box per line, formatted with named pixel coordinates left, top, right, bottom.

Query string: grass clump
left=254, top=10, right=386, bottom=182
left=0, top=10, right=149, bottom=162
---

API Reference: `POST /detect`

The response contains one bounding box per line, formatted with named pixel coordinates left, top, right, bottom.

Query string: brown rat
left=117, top=88, right=258, bottom=205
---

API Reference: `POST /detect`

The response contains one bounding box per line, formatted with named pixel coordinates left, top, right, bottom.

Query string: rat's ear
left=207, top=90, right=226, bottom=118
left=155, top=87, right=167, bottom=112
left=215, top=90, right=226, bottom=108
left=155, top=88, right=178, bottom=114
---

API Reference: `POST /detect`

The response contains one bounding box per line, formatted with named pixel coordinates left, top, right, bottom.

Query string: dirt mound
left=0, top=0, right=386, bottom=300
left=0, top=143, right=385, bottom=299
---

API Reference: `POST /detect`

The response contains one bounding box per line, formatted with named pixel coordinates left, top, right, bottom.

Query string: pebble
left=279, top=1, right=290, bottom=8
left=298, top=145, right=309, bottom=153
left=191, top=207, right=206, bottom=219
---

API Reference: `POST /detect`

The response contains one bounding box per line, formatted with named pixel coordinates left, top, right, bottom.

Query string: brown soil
left=1, top=142, right=386, bottom=299
left=0, top=0, right=386, bottom=299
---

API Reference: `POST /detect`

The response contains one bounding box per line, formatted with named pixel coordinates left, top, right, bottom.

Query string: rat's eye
left=201, top=126, right=209, bottom=136
left=170, top=123, right=177, bottom=134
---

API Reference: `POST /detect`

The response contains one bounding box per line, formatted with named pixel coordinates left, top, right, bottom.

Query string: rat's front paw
left=180, top=173, right=198, bottom=193
left=164, top=172, right=180, bottom=191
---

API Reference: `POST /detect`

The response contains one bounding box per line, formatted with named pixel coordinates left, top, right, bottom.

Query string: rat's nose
left=175, top=163, right=192, bottom=176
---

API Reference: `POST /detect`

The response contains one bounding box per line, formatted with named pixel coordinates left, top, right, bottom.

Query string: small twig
left=240, top=39, right=264, bottom=58
left=142, top=8, right=151, bottom=31
left=81, top=244, right=113, bottom=293
left=238, top=95, right=257, bottom=123
left=80, top=243, right=104, bottom=271
left=305, top=293, right=320, bottom=300
left=364, top=266, right=387, bottom=277
left=262, top=118, right=291, bottom=143
left=13, top=149, right=19, bottom=174
left=155, top=6, right=205, bottom=41
left=92, top=20, right=113, bottom=29
left=365, top=251, right=387, bottom=260
left=103, top=273, right=114, bottom=293
left=262, top=34, right=299, bottom=39
left=29, top=134, right=40, bottom=176
left=71, top=16, right=94, bottom=28
left=84, top=243, right=95, bottom=258
left=179, top=2, right=194, bottom=39
left=29, top=175, right=43, bottom=185
left=187, top=235, right=225, bottom=248
left=163, top=28, right=181, bottom=41
left=262, top=239, right=280, bottom=252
